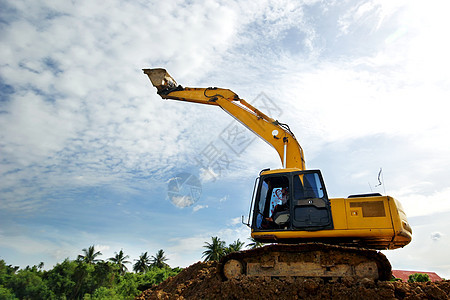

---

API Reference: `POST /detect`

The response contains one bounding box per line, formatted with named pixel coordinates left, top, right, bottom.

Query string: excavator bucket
left=143, top=68, right=178, bottom=94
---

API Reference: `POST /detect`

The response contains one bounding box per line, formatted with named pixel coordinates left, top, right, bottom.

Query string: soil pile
left=136, top=261, right=450, bottom=300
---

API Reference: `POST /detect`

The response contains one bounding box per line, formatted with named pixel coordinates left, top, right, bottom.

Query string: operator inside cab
left=271, top=186, right=289, bottom=218
left=256, top=176, right=290, bottom=229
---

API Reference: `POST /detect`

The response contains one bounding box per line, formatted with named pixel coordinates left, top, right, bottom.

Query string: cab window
left=293, top=173, right=324, bottom=200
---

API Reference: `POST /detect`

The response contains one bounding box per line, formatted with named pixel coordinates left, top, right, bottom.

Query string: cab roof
left=260, top=168, right=302, bottom=176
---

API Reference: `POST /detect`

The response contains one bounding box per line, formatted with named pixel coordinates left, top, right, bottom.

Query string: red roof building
left=392, top=270, right=443, bottom=282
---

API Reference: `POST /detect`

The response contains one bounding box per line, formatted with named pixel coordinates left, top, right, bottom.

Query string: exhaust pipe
left=143, top=68, right=180, bottom=94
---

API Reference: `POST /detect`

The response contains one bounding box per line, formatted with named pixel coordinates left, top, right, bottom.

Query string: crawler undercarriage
left=219, top=243, right=391, bottom=281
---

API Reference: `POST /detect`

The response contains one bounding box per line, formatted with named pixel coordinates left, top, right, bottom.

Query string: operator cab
left=251, top=169, right=333, bottom=233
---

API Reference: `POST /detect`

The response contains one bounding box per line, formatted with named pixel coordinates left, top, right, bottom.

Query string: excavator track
left=218, top=243, right=391, bottom=281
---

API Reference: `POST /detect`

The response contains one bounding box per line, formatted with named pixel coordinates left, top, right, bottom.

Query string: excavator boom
left=143, top=68, right=305, bottom=169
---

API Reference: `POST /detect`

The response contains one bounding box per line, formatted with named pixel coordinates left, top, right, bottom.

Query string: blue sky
left=1, top=0, right=450, bottom=278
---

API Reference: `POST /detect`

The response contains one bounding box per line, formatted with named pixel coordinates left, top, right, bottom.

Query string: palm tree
left=108, top=249, right=131, bottom=275
left=133, top=252, right=151, bottom=273
left=151, top=249, right=169, bottom=269
left=202, top=236, right=226, bottom=262
left=246, top=237, right=264, bottom=249
left=225, top=239, right=245, bottom=255
left=77, top=245, right=102, bottom=264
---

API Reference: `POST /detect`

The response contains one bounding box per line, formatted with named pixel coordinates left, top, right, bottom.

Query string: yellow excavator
left=143, top=68, right=412, bottom=281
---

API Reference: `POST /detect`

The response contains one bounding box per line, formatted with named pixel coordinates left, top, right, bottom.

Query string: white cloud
left=337, top=0, right=406, bottom=35
left=228, top=217, right=241, bottom=226
left=193, top=204, right=208, bottom=212
left=0, top=0, right=249, bottom=212
left=394, top=188, right=450, bottom=218
left=0, top=233, right=55, bottom=256
left=430, top=232, right=443, bottom=241
left=217, top=225, right=251, bottom=246
left=169, top=195, right=195, bottom=208
left=198, top=167, right=220, bottom=183
left=167, top=236, right=207, bottom=267
left=94, top=244, right=110, bottom=253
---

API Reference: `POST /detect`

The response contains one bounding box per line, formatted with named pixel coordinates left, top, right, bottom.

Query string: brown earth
left=136, top=261, right=450, bottom=300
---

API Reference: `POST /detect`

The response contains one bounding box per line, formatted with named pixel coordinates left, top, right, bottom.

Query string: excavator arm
left=143, top=68, right=305, bottom=169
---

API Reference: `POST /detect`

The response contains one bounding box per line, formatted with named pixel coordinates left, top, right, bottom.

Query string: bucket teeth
left=143, top=68, right=179, bottom=94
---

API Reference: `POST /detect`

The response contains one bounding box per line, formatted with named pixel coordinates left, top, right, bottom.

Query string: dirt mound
left=136, top=261, right=450, bottom=300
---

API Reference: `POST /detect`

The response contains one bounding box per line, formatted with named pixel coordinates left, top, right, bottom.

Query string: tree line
left=0, top=246, right=180, bottom=299
left=0, top=237, right=262, bottom=299
left=202, top=237, right=263, bottom=262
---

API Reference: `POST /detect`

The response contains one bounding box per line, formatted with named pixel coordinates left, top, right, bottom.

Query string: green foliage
left=78, top=245, right=103, bottom=264
left=109, top=250, right=130, bottom=276
left=0, top=247, right=182, bottom=300
left=84, top=287, right=120, bottom=300
left=92, top=261, right=118, bottom=288
left=390, top=276, right=402, bottom=282
left=408, top=273, right=430, bottom=283
left=43, top=259, right=77, bottom=297
left=112, top=273, right=141, bottom=299
left=202, top=236, right=226, bottom=262
left=7, top=268, right=54, bottom=299
left=151, top=250, right=169, bottom=269
left=224, top=239, right=244, bottom=255
left=0, top=284, right=17, bottom=300
left=246, top=237, right=264, bottom=249
left=134, top=267, right=181, bottom=291
left=203, top=237, right=251, bottom=261
left=133, top=252, right=151, bottom=273
left=0, top=260, right=18, bottom=287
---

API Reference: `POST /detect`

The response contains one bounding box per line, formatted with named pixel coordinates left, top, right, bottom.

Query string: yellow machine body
left=250, top=168, right=411, bottom=250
